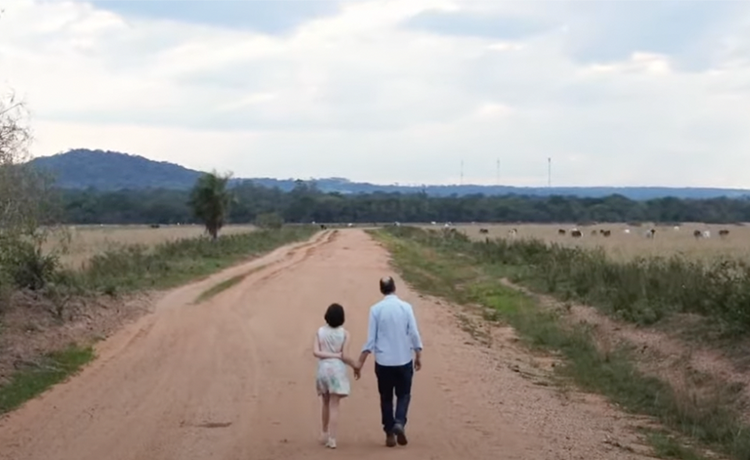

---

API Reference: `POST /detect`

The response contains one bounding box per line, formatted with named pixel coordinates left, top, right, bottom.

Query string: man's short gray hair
left=380, top=276, right=396, bottom=295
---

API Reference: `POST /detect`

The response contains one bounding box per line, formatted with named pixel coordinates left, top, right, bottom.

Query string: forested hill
left=31, top=149, right=750, bottom=200
left=30, top=149, right=203, bottom=190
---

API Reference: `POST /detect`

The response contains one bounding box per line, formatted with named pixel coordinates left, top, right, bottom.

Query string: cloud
left=2, top=0, right=750, bottom=187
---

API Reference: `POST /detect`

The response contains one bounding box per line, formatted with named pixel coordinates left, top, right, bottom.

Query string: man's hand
left=414, top=354, right=422, bottom=372
left=353, top=367, right=361, bottom=380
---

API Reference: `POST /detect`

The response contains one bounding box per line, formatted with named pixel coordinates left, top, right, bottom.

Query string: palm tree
left=188, top=171, right=232, bottom=240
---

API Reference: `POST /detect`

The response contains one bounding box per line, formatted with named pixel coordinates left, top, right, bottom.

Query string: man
left=356, top=276, right=423, bottom=448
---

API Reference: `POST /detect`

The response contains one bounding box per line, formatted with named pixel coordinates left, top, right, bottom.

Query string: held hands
left=351, top=357, right=363, bottom=380
left=340, top=354, right=362, bottom=380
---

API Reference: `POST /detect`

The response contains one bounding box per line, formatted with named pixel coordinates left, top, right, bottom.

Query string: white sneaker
left=319, top=432, right=329, bottom=445
left=326, top=437, right=337, bottom=449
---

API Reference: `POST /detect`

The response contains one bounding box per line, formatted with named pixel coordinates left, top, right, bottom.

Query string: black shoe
left=392, top=423, right=408, bottom=446
left=385, top=433, right=397, bottom=447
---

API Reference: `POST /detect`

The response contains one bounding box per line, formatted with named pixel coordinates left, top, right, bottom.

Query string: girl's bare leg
left=326, top=394, right=341, bottom=448
left=320, top=393, right=330, bottom=443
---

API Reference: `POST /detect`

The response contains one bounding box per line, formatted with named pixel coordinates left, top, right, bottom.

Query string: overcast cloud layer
left=2, top=0, right=750, bottom=187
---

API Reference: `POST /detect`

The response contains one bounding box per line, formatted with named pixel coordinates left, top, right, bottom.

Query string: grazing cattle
left=320, top=224, right=327, bottom=230
left=571, top=230, right=582, bottom=238
left=150, top=224, right=160, bottom=229
left=694, top=229, right=712, bottom=239
left=645, top=228, right=656, bottom=238
left=623, top=229, right=631, bottom=234
left=479, top=228, right=489, bottom=234
left=602, top=230, right=611, bottom=237
left=347, top=223, right=353, bottom=228
left=508, top=228, right=518, bottom=238
left=558, top=228, right=566, bottom=235
left=431, top=221, right=437, bottom=225
left=719, top=229, right=730, bottom=238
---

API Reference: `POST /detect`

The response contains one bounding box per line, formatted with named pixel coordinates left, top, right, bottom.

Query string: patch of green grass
left=0, top=344, right=94, bottom=415
left=373, top=228, right=750, bottom=460
left=193, top=263, right=270, bottom=304
left=195, top=274, right=248, bottom=304
left=645, top=429, right=709, bottom=460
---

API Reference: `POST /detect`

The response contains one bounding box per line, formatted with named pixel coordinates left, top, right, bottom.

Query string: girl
left=313, top=303, right=360, bottom=449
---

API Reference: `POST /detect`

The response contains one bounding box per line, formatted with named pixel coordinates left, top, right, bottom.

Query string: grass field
left=44, top=224, right=257, bottom=269
left=435, top=223, right=749, bottom=261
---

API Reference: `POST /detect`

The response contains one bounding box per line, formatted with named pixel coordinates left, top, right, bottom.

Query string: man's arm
left=406, top=304, right=423, bottom=351
left=406, top=304, right=423, bottom=370
left=358, top=307, right=378, bottom=367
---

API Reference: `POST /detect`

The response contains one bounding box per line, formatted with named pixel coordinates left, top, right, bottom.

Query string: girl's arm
left=340, top=330, right=360, bottom=369
left=313, top=334, right=342, bottom=359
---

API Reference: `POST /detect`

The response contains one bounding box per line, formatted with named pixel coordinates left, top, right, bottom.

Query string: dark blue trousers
left=375, top=361, right=414, bottom=434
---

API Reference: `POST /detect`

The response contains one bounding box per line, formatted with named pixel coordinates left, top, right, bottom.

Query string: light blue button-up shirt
left=361, top=294, right=423, bottom=366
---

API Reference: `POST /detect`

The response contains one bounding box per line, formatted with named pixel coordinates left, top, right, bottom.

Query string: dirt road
left=0, top=230, right=651, bottom=459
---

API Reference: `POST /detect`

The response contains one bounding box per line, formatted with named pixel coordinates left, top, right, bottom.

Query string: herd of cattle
left=314, top=222, right=734, bottom=241
left=474, top=226, right=732, bottom=239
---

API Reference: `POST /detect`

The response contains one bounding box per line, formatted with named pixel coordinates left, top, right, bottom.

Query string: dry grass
left=44, top=224, right=256, bottom=269
left=435, top=223, right=750, bottom=262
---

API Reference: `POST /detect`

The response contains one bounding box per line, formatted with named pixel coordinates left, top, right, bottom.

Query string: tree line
left=59, top=179, right=750, bottom=225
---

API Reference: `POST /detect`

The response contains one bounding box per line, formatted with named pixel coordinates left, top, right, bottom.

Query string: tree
left=0, top=93, right=64, bottom=294
left=188, top=171, right=232, bottom=240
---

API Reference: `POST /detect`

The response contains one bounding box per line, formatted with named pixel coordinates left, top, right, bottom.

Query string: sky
left=2, top=0, right=750, bottom=187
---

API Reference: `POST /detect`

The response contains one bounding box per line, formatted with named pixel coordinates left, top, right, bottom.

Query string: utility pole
left=547, top=157, right=551, bottom=188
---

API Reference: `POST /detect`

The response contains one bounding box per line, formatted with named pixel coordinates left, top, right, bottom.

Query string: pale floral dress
left=315, top=325, right=350, bottom=396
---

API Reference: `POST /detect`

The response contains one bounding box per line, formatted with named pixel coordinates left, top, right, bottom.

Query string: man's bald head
left=379, top=276, right=396, bottom=295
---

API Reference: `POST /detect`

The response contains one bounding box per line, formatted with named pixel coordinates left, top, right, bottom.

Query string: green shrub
left=0, top=238, right=59, bottom=290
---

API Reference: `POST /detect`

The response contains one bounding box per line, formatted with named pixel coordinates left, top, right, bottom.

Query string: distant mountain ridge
left=29, top=149, right=750, bottom=200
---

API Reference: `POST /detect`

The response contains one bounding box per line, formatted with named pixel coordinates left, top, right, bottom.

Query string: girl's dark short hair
left=324, top=303, right=345, bottom=328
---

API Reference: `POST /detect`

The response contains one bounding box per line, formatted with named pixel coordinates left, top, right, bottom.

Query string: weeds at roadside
left=75, top=227, right=316, bottom=295
left=0, top=344, right=94, bottom=415
left=389, top=226, right=750, bottom=338
left=643, top=429, right=710, bottom=460
left=371, top=227, right=749, bottom=460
